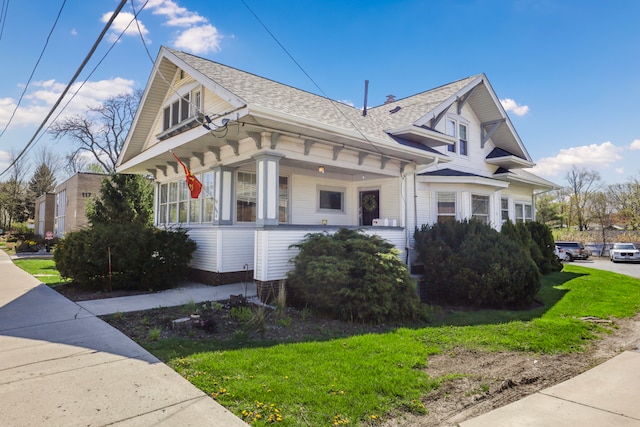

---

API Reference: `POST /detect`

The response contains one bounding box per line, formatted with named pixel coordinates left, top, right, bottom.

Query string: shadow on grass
left=142, top=270, right=590, bottom=361
left=427, top=270, right=587, bottom=327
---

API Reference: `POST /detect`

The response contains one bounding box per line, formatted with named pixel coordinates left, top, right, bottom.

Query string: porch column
left=213, top=166, right=234, bottom=225
left=254, top=151, right=284, bottom=226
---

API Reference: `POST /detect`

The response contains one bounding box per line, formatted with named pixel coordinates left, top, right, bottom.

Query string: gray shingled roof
left=168, top=48, right=477, bottom=143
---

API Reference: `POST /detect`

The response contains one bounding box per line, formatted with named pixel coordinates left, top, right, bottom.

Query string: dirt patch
left=382, top=315, right=640, bottom=426
left=55, top=284, right=640, bottom=425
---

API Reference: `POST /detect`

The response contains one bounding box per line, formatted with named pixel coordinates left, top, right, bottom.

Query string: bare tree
left=609, top=176, right=640, bottom=230
left=565, top=166, right=602, bottom=231
left=49, top=90, right=142, bottom=173
left=589, top=190, right=616, bottom=254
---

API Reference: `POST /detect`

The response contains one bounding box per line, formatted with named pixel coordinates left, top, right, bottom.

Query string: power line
left=239, top=0, right=385, bottom=158
left=0, top=0, right=9, bottom=41
left=0, top=0, right=67, bottom=141
left=26, top=0, right=152, bottom=162
left=0, top=0, right=129, bottom=178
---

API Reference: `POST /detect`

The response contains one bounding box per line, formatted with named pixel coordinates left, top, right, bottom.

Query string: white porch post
left=213, top=166, right=234, bottom=225
left=253, top=150, right=284, bottom=226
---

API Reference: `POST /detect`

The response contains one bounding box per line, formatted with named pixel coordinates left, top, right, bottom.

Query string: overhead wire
left=238, top=0, right=386, bottom=158
left=25, top=0, right=152, bottom=162
left=0, top=0, right=9, bottom=41
left=0, top=0, right=67, bottom=141
left=0, top=0, right=129, bottom=178
left=130, top=0, right=216, bottom=132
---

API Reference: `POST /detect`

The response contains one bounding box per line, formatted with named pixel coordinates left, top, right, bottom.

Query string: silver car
left=609, top=243, right=640, bottom=263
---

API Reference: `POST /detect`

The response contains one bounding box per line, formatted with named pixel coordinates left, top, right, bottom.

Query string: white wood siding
left=188, top=227, right=219, bottom=271
left=254, top=228, right=408, bottom=282
left=187, top=227, right=254, bottom=273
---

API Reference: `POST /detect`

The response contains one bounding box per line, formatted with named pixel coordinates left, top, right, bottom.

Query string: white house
left=116, top=46, right=556, bottom=296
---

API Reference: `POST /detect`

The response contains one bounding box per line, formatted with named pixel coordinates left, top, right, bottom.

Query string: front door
left=360, top=190, right=380, bottom=226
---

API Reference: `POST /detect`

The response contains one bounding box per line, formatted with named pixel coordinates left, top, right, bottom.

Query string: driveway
left=569, top=257, right=640, bottom=279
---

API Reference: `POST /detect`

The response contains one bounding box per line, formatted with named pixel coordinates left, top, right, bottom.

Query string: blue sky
left=1, top=0, right=639, bottom=185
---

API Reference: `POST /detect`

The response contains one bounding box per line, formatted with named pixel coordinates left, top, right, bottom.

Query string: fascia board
left=413, top=75, right=485, bottom=128
left=417, top=175, right=510, bottom=189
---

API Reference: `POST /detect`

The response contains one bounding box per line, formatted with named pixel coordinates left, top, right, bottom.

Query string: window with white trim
left=318, top=186, right=345, bottom=212
left=446, top=119, right=456, bottom=153
left=279, top=176, right=289, bottom=222
left=501, top=198, right=509, bottom=223
left=459, top=123, right=468, bottom=156
left=157, top=171, right=214, bottom=225
left=237, top=172, right=257, bottom=222
left=515, top=202, right=533, bottom=223
left=472, top=194, right=490, bottom=224
left=162, top=87, right=201, bottom=131
left=437, top=192, right=456, bottom=223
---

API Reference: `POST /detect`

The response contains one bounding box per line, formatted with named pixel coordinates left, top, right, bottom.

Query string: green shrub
left=54, top=223, right=196, bottom=291
left=524, top=221, right=563, bottom=274
left=286, top=228, right=420, bottom=324
left=414, top=220, right=540, bottom=309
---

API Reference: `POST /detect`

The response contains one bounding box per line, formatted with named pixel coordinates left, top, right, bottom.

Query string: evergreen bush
left=286, top=228, right=420, bottom=324
left=414, top=220, right=540, bottom=309
left=54, top=223, right=195, bottom=291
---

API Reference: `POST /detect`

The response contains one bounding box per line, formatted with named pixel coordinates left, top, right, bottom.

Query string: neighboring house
left=34, top=193, right=55, bottom=238
left=52, top=173, right=105, bottom=237
left=116, top=46, right=556, bottom=296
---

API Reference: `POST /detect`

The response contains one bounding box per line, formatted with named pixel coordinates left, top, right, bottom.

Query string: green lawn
left=12, top=258, right=70, bottom=286
left=141, top=265, right=640, bottom=426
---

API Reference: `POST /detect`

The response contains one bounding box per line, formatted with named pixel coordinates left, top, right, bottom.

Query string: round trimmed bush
left=286, top=228, right=420, bottom=324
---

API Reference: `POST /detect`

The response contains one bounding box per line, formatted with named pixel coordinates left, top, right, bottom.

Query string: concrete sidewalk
left=78, top=281, right=256, bottom=316
left=0, top=250, right=250, bottom=426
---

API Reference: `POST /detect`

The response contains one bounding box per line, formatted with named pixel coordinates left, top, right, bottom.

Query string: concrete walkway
left=0, top=250, right=251, bottom=426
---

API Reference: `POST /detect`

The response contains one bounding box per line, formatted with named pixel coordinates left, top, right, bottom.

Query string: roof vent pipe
left=363, top=80, right=369, bottom=117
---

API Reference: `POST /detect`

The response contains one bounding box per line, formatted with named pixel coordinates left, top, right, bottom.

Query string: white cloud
left=0, top=78, right=136, bottom=129
left=102, top=11, right=149, bottom=42
left=173, top=25, right=221, bottom=54
left=530, top=141, right=623, bottom=177
left=500, top=98, right=529, bottom=116
left=616, top=167, right=625, bottom=174
left=145, top=0, right=207, bottom=27
left=629, top=139, right=640, bottom=150
left=70, top=28, right=78, bottom=36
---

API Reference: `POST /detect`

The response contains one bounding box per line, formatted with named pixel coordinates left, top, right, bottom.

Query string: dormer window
left=445, top=118, right=468, bottom=156
left=161, top=86, right=202, bottom=132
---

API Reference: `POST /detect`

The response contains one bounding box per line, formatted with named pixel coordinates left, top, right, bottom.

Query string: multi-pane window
left=471, top=195, right=489, bottom=224
left=437, top=192, right=456, bottom=223
left=319, top=189, right=344, bottom=211
left=202, top=172, right=215, bottom=222
left=446, top=119, right=456, bottom=153
left=162, top=88, right=200, bottom=131
left=158, top=172, right=214, bottom=225
left=501, top=198, right=509, bottom=224
left=515, top=202, right=533, bottom=223
left=236, top=172, right=257, bottom=222
left=54, top=190, right=67, bottom=236
left=168, top=181, right=178, bottom=223
left=279, top=176, right=289, bottom=222
left=459, top=123, right=468, bottom=156
left=178, top=180, right=189, bottom=223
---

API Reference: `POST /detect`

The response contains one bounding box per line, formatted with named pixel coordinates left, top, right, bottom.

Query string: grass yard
left=12, top=258, right=70, bottom=286
left=139, top=264, right=640, bottom=426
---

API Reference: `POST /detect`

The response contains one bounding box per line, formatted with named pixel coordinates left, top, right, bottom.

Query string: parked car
left=555, top=245, right=569, bottom=262
left=609, top=242, right=640, bottom=263
left=555, top=241, right=591, bottom=261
